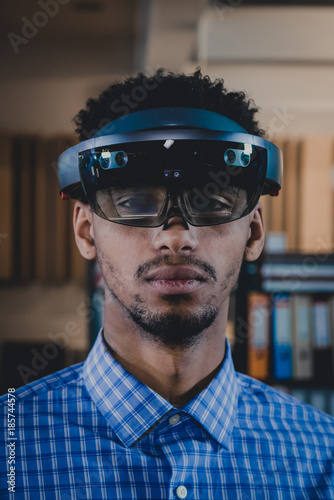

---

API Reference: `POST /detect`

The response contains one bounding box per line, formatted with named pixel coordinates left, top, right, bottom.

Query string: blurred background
left=0, top=0, right=333, bottom=412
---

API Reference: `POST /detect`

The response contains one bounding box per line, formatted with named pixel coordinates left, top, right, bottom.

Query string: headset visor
left=79, top=139, right=267, bottom=227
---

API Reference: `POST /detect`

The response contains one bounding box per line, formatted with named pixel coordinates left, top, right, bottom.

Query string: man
left=1, top=69, right=333, bottom=499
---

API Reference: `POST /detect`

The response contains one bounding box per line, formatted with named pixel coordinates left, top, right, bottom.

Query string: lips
left=145, top=266, right=207, bottom=281
left=144, top=266, right=208, bottom=294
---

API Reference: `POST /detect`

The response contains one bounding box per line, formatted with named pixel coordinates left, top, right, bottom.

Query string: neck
left=102, top=295, right=228, bottom=407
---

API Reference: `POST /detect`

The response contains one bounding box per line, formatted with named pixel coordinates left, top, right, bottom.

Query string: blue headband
left=92, top=107, right=247, bottom=137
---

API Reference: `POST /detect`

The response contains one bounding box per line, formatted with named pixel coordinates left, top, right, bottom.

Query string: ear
left=73, top=201, right=96, bottom=260
left=244, top=202, right=265, bottom=262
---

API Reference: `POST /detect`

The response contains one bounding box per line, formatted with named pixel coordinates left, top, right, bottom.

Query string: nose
left=151, top=216, right=199, bottom=254
left=162, top=214, right=189, bottom=230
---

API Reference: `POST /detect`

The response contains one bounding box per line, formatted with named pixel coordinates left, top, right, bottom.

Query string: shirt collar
left=83, top=329, right=238, bottom=449
left=182, top=338, right=239, bottom=448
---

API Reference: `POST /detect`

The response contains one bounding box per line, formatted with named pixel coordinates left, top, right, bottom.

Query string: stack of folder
left=244, top=253, right=334, bottom=416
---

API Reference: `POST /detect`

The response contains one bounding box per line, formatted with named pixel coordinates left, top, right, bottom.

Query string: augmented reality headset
left=58, top=107, right=282, bottom=228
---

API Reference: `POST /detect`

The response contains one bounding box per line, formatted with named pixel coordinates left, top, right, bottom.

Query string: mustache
left=135, top=255, right=217, bottom=281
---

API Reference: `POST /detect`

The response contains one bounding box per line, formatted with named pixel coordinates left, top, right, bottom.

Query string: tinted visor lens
left=182, top=185, right=248, bottom=224
left=79, top=140, right=267, bottom=227
left=98, top=183, right=168, bottom=218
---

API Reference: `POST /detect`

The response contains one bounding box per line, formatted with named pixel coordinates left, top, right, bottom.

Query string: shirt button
left=176, top=485, right=187, bottom=498
left=169, top=414, right=180, bottom=426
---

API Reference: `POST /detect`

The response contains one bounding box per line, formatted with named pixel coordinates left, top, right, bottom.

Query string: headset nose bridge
left=163, top=190, right=189, bottom=230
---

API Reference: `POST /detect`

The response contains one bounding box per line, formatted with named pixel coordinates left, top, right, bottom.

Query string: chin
left=127, top=301, right=219, bottom=348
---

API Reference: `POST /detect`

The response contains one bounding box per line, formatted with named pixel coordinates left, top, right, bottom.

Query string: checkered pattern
left=1, top=329, right=334, bottom=499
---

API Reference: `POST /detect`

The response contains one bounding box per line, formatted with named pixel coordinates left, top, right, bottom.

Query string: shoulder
left=233, top=374, right=334, bottom=497
left=235, top=371, right=334, bottom=438
left=0, top=362, right=85, bottom=408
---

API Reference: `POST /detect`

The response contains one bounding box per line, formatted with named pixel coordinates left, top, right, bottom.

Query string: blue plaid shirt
left=1, top=329, right=334, bottom=499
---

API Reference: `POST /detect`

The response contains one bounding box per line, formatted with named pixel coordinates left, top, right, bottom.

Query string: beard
left=125, top=294, right=219, bottom=348
left=97, top=250, right=242, bottom=349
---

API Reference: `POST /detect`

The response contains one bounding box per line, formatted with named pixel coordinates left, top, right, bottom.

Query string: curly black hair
left=73, top=68, right=264, bottom=141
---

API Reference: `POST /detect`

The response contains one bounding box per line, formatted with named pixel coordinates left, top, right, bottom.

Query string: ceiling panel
left=1, top=0, right=137, bottom=39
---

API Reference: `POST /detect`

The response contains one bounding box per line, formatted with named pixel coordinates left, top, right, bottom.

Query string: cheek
left=207, top=223, right=248, bottom=297
left=93, top=219, right=149, bottom=278
left=206, top=219, right=249, bottom=265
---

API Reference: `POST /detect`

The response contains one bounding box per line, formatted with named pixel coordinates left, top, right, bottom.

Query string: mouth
left=144, top=266, right=208, bottom=295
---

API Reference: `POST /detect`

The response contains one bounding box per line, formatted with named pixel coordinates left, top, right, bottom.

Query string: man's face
left=87, top=211, right=262, bottom=348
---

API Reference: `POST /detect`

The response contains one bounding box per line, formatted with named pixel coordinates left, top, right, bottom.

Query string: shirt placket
left=156, top=411, right=195, bottom=500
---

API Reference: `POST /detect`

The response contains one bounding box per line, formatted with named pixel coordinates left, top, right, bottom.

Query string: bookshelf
left=232, top=252, right=334, bottom=416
